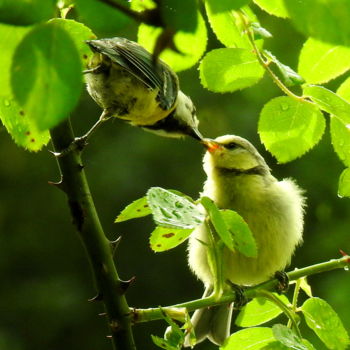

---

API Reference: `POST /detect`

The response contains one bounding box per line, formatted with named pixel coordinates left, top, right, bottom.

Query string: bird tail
left=184, top=287, right=233, bottom=347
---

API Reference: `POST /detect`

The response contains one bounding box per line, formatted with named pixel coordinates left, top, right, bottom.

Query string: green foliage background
left=0, top=2, right=349, bottom=349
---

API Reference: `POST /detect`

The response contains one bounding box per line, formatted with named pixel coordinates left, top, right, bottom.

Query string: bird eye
left=224, top=142, right=238, bottom=149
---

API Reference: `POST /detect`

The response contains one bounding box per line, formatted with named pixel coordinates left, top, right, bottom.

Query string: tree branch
left=96, top=0, right=163, bottom=27
left=50, top=119, right=136, bottom=350
left=133, top=255, right=350, bottom=323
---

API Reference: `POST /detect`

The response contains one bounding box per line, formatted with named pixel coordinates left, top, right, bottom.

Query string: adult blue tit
left=84, top=37, right=202, bottom=140
left=186, top=135, right=305, bottom=346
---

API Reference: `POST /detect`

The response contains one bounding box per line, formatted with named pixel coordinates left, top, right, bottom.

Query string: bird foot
left=274, top=271, right=289, bottom=294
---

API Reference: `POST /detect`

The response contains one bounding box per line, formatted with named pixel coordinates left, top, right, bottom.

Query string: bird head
left=201, top=135, right=269, bottom=173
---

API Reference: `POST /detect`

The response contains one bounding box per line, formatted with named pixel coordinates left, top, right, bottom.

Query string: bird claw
left=227, top=282, right=248, bottom=308
left=274, top=271, right=289, bottom=294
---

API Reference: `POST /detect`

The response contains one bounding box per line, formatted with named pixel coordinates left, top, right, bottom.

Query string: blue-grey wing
left=86, top=37, right=179, bottom=110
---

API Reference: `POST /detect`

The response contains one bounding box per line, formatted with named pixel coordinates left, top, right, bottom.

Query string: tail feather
left=184, top=287, right=233, bottom=347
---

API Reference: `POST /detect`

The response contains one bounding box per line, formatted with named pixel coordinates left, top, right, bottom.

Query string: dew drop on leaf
left=281, top=102, right=289, bottom=111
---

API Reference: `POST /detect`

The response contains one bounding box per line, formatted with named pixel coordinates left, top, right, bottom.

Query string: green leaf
left=130, top=0, right=156, bottom=11
left=272, top=324, right=308, bottom=350
left=199, top=48, right=264, bottom=93
left=220, top=209, right=257, bottom=257
left=137, top=11, right=207, bottom=72
left=206, top=0, right=251, bottom=12
left=200, top=197, right=234, bottom=251
left=303, top=85, right=350, bottom=125
left=11, top=22, right=83, bottom=131
left=259, top=96, right=325, bottom=163
left=264, top=50, right=304, bottom=86
left=146, top=187, right=204, bottom=229
left=298, top=38, right=350, bottom=84
left=115, top=197, right=151, bottom=223
left=221, top=327, right=288, bottom=349
left=0, top=96, right=49, bottom=151
left=149, top=226, right=193, bottom=252
left=301, top=297, right=350, bottom=349
left=283, top=0, right=350, bottom=46
left=205, top=3, right=260, bottom=48
left=151, top=335, right=178, bottom=350
left=330, top=117, right=350, bottom=167
left=299, top=277, right=313, bottom=298
left=330, top=78, right=350, bottom=167
left=253, top=0, right=289, bottom=18
left=235, top=294, right=289, bottom=327
left=0, top=0, right=56, bottom=26
left=48, top=19, right=96, bottom=68
left=75, top=0, right=130, bottom=36
left=0, top=23, right=49, bottom=151
left=338, top=168, right=350, bottom=198
left=0, top=23, right=31, bottom=96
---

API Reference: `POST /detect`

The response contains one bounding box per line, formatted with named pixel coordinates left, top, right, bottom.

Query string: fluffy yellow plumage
left=186, top=135, right=305, bottom=346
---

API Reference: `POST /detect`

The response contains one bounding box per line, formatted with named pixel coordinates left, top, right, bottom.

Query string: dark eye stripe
left=224, top=142, right=239, bottom=149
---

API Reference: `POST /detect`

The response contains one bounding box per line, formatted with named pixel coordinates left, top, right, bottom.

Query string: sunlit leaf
left=149, top=226, right=193, bottom=252
left=138, top=11, right=207, bottom=72
left=236, top=294, right=289, bottom=327
left=283, top=0, right=350, bottom=46
left=200, top=197, right=234, bottom=251
left=115, top=196, right=151, bottom=223
left=205, top=3, right=260, bottom=48
left=11, top=22, right=83, bottom=131
left=303, top=85, right=350, bottom=125
left=301, top=297, right=350, bottom=349
left=48, top=18, right=96, bottom=68
left=147, top=187, right=204, bottom=229
left=253, top=0, right=288, bottom=18
left=338, top=168, right=350, bottom=198
left=221, top=327, right=288, bottom=349
left=298, top=38, right=350, bottom=84
left=199, top=48, right=264, bottom=93
left=259, top=96, right=325, bottom=163
left=220, top=209, right=257, bottom=257
left=0, top=96, right=49, bottom=151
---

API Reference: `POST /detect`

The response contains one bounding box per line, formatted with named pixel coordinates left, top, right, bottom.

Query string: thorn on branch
left=88, top=292, right=103, bottom=302
left=110, top=236, right=122, bottom=256
left=48, top=177, right=67, bottom=193
left=119, top=276, right=136, bottom=294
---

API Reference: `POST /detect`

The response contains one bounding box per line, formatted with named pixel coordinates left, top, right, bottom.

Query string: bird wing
left=86, top=38, right=179, bottom=110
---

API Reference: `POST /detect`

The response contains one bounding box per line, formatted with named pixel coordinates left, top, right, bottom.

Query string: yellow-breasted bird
left=186, top=135, right=305, bottom=346
left=84, top=37, right=202, bottom=140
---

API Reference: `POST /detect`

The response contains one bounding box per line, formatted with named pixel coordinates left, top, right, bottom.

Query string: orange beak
left=201, top=138, right=222, bottom=153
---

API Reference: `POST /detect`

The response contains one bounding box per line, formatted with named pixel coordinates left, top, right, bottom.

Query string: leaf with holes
left=149, top=226, right=193, bottom=252
left=115, top=196, right=151, bottom=223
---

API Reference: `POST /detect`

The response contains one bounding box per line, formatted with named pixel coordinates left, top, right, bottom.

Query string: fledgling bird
left=186, top=135, right=305, bottom=346
left=84, top=37, right=202, bottom=140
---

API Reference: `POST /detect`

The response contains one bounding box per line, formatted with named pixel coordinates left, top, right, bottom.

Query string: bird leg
left=54, top=110, right=111, bottom=157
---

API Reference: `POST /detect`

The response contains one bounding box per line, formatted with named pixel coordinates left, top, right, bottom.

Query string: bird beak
left=201, top=138, right=222, bottom=153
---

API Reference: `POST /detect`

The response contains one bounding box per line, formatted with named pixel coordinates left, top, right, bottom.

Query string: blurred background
left=0, top=3, right=349, bottom=349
